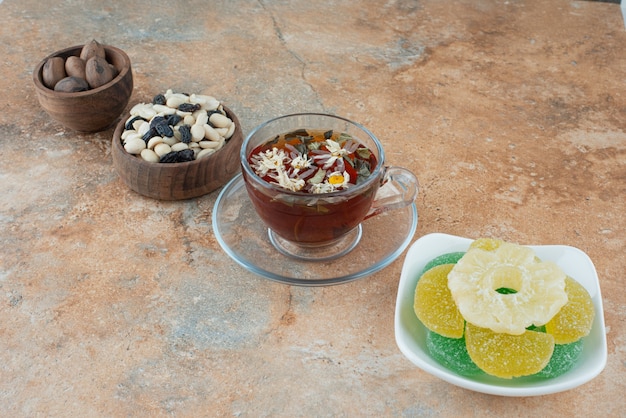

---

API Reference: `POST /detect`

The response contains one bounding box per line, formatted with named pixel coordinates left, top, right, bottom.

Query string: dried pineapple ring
left=448, top=242, right=568, bottom=335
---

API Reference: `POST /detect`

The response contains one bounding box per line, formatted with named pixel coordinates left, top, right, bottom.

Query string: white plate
left=394, top=233, right=607, bottom=396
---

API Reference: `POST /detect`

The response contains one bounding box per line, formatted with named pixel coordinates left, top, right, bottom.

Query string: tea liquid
left=245, top=129, right=379, bottom=243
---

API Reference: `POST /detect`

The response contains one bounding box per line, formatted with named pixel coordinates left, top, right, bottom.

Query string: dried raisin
left=166, top=114, right=182, bottom=127
left=178, top=125, right=192, bottom=144
left=125, top=116, right=146, bottom=131
left=152, top=94, right=166, bottom=105
left=178, top=103, right=201, bottom=113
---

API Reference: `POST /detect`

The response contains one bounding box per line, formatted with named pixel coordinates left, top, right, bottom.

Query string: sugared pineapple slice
left=465, top=323, right=555, bottom=379
left=414, top=264, right=465, bottom=339
left=545, top=276, right=595, bottom=344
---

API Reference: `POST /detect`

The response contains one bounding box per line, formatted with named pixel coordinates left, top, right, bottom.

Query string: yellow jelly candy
left=469, top=238, right=505, bottom=252
left=465, top=323, right=555, bottom=379
left=545, top=276, right=595, bottom=344
left=414, top=264, right=465, bottom=339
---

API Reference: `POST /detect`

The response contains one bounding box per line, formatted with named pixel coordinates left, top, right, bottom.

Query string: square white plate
left=394, top=233, right=607, bottom=396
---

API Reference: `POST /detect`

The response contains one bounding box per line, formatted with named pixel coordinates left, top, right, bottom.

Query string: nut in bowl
left=33, top=42, right=133, bottom=132
left=111, top=90, right=243, bottom=200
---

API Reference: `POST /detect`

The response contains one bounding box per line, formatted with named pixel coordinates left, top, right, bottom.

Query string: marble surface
left=1, top=0, right=625, bottom=416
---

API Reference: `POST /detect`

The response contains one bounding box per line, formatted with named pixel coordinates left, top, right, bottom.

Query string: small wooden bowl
left=111, top=105, right=243, bottom=200
left=33, top=44, right=133, bottom=133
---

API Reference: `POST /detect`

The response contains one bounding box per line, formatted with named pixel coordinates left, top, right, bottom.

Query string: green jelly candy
left=534, top=339, right=584, bottom=378
left=421, top=252, right=466, bottom=275
left=426, top=330, right=483, bottom=377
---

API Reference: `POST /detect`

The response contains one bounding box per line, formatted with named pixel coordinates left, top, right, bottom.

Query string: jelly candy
left=535, top=339, right=584, bottom=378
left=414, top=264, right=465, bottom=338
left=545, top=277, right=595, bottom=344
left=465, top=323, right=555, bottom=379
left=426, top=330, right=483, bottom=376
left=421, top=252, right=466, bottom=275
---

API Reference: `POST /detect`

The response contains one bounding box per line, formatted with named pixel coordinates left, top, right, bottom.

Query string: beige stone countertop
left=1, top=0, right=625, bottom=416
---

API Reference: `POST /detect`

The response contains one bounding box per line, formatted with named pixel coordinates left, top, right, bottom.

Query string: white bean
left=154, top=143, right=172, bottom=156
left=153, top=104, right=176, bottom=115
left=137, top=121, right=150, bottom=137
left=137, top=106, right=156, bottom=120
left=209, top=113, right=231, bottom=128
left=191, top=124, right=205, bottom=141
left=199, top=140, right=222, bottom=149
left=147, top=136, right=164, bottom=149
left=163, top=136, right=178, bottom=146
left=140, top=149, right=160, bottom=163
left=166, top=94, right=188, bottom=108
left=225, top=122, right=236, bottom=139
left=183, top=114, right=196, bottom=125
left=195, top=111, right=208, bottom=126
left=197, top=148, right=216, bottom=159
left=124, top=138, right=146, bottom=154
left=215, top=127, right=228, bottom=137
left=171, top=142, right=189, bottom=152
left=121, top=129, right=137, bottom=140
left=203, top=124, right=221, bottom=142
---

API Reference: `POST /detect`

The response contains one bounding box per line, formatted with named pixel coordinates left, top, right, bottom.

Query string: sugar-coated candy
left=465, top=323, right=555, bottom=379
left=414, top=264, right=464, bottom=338
left=420, top=252, right=466, bottom=275
left=535, top=339, right=584, bottom=378
left=545, top=277, right=595, bottom=344
left=426, top=330, right=483, bottom=377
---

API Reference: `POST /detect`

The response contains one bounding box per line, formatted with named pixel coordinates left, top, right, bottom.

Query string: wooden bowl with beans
left=33, top=44, right=133, bottom=132
left=111, top=93, right=243, bottom=200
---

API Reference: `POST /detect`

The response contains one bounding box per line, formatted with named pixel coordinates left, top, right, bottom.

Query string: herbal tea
left=244, top=129, right=380, bottom=243
left=247, top=129, right=378, bottom=194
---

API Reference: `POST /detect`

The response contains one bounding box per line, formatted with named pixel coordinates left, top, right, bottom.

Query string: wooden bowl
left=33, top=44, right=133, bottom=133
left=111, top=105, right=243, bottom=200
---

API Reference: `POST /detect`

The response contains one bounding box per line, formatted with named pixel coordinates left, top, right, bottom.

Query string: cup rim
left=240, top=113, right=386, bottom=197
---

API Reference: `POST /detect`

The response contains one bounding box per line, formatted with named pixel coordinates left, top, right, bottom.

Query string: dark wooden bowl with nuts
left=112, top=91, right=243, bottom=200
left=33, top=41, right=133, bottom=132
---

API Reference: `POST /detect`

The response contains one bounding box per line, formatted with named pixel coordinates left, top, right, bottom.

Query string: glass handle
left=365, top=166, right=418, bottom=220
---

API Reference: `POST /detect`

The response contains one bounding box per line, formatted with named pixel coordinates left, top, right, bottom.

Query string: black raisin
left=178, top=103, right=201, bottom=113
left=152, top=94, right=166, bottom=105
left=150, top=116, right=167, bottom=129
left=125, top=116, right=146, bottom=131
left=178, top=124, right=192, bottom=144
left=159, top=149, right=195, bottom=163
left=142, top=127, right=157, bottom=143
left=155, top=122, right=174, bottom=138
left=177, top=149, right=195, bottom=162
left=166, top=114, right=182, bottom=127
left=159, top=151, right=179, bottom=163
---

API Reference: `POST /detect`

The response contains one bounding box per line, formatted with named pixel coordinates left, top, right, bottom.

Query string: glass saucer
left=212, top=174, right=418, bottom=286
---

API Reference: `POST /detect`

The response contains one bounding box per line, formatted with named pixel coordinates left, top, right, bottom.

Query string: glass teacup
left=240, top=113, right=418, bottom=261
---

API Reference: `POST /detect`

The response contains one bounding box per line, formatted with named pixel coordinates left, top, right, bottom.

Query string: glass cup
left=240, top=113, right=418, bottom=261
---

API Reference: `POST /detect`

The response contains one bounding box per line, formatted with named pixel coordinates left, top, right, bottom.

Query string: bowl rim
left=112, top=104, right=242, bottom=168
left=33, top=44, right=132, bottom=97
